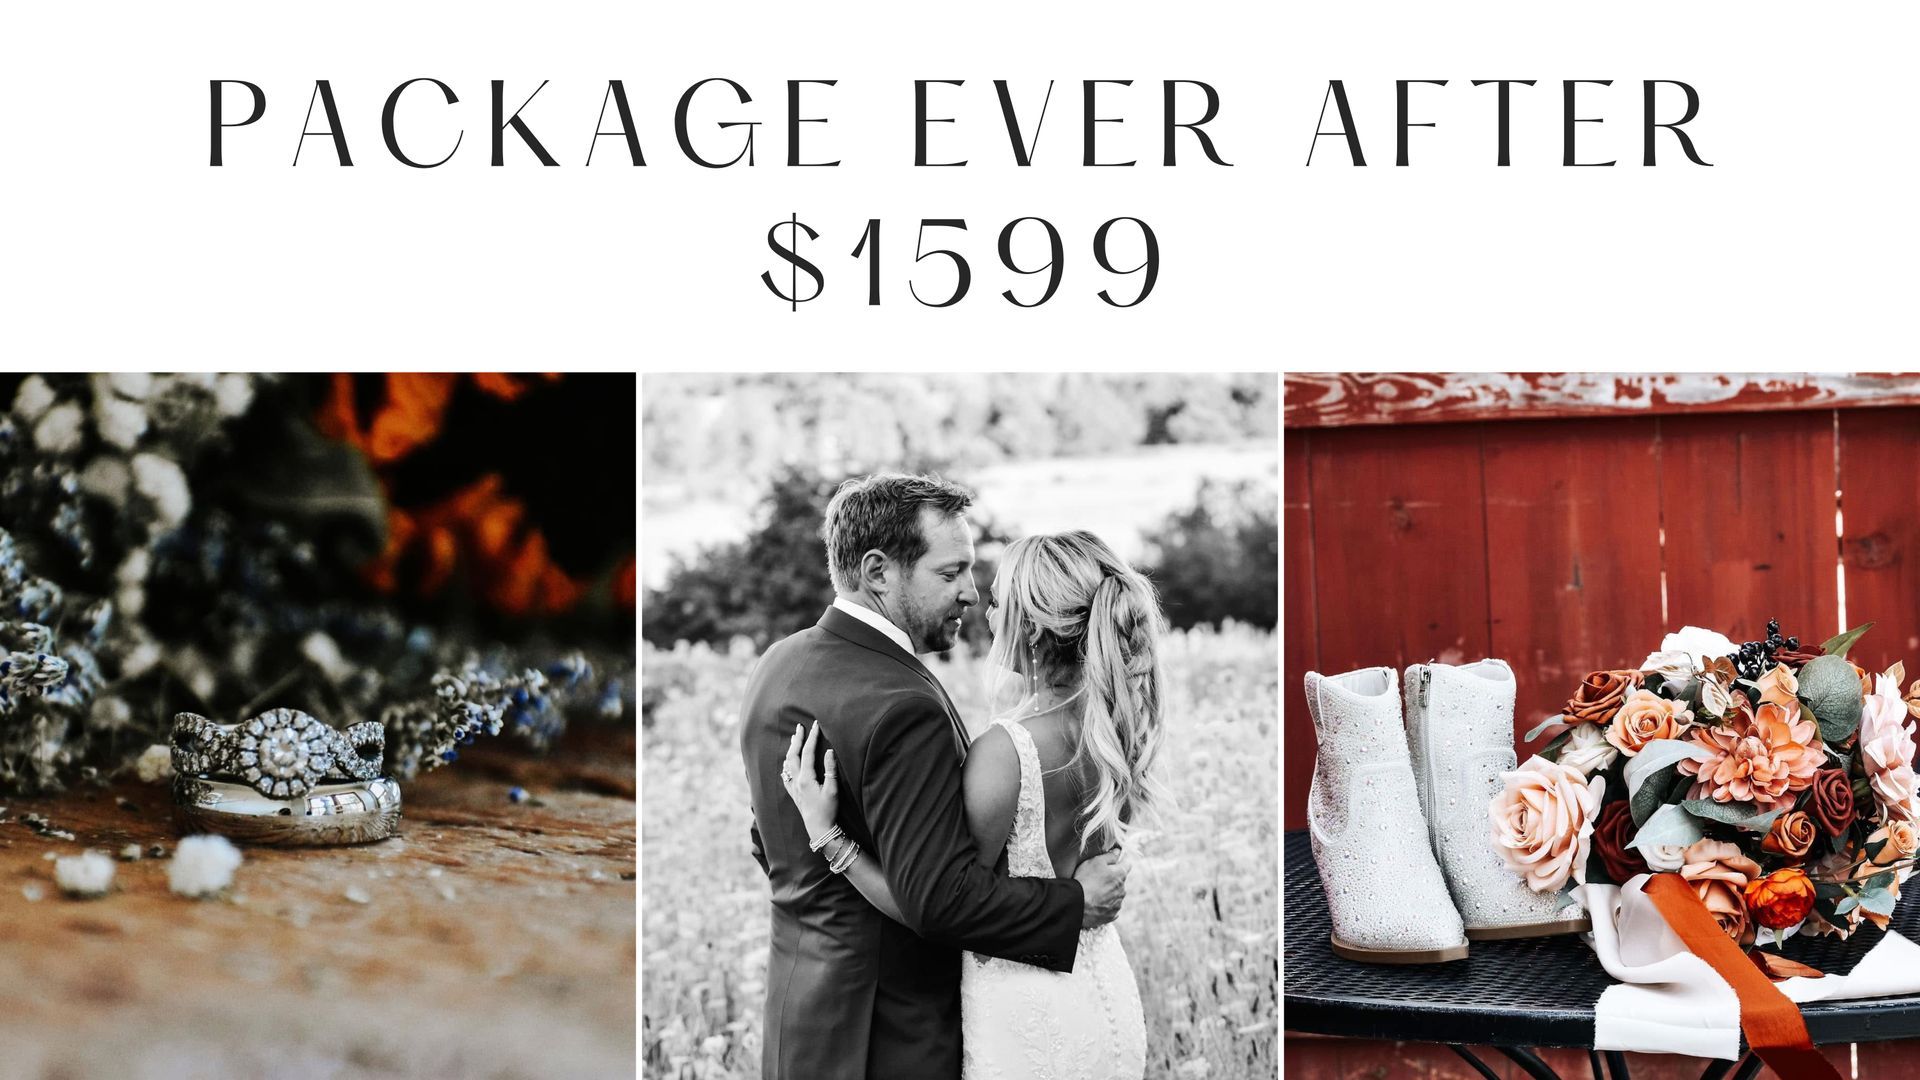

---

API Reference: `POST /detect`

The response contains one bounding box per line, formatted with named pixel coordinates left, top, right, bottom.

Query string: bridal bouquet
left=1491, top=620, right=1920, bottom=946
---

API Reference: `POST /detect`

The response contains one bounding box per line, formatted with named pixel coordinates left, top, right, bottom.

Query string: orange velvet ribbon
left=1643, top=873, right=1841, bottom=1079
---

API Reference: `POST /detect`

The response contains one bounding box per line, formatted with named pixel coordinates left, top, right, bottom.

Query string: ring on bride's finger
left=173, top=774, right=402, bottom=847
left=171, top=709, right=385, bottom=801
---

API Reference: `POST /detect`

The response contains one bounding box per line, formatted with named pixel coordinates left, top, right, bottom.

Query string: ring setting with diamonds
left=172, top=709, right=384, bottom=801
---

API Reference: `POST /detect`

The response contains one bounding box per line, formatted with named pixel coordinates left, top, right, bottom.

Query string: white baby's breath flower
left=90, top=697, right=132, bottom=731
left=301, top=631, right=349, bottom=682
left=130, top=453, right=191, bottom=528
left=117, top=548, right=151, bottom=586
left=135, top=743, right=173, bottom=783
left=116, top=549, right=153, bottom=619
left=78, top=457, right=131, bottom=503
left=1559, top=722, right=1620, bottom=776
left=213, top=373, right=255, bottom=418
left=1641, top=843, right=1688, bottom=873
left=106, top=372, right=154, bottom=400
left=54, top=851, right=116, bottom=898
left=93, top=394, right=148, bottom=450
left=32, top=401, right=85, bottom=455
left=120, top=641, right=161, bottom=680
left=12, top=375, right=56, bottom=422
left=169, top=835, right=242, bottom=897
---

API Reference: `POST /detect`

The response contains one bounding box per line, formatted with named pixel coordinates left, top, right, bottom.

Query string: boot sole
left=1465, top=916, right=1592, bottom=941
left=1329, top=934, right=1468, bottom=964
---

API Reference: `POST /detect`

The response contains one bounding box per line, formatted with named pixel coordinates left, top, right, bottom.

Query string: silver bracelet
left=808, top=823, right=845, bottom=853
left=829, top=838, right=860, bottom=874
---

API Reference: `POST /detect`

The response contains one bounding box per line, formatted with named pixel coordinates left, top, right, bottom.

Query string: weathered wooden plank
left=1306, top=423, right=1492, bottom=681
left=1286, top=373, right=1920, bottom=429
left=1837, top=407, right=1920, bottom=674
left=0, top=731, right=636, bottom=1077
left=1480, top=419, right=1665, bottom=744
left=1283, top=429, right=1318, bottom=831
left=1659, top=411, right=1840, bottom=650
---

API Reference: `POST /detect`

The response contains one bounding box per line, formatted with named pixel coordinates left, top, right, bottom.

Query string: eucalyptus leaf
left=1681, top=798, right=1786, bottom=832
left=1822, top=622, right=1876, bottom=661
left=1630, top=764, right=1684, bottom=827
left=1860, top=888, right=1897, bottom=917
left=1524, top=714, right=1569, bottom=743
left=1798, top=653, right=1864, bottom=744
left=1629, top=802, right=1705, bottom=850
left=1626, top=739, right=1713, bottom=799
left=1538, top=729, right=1572, bottom=763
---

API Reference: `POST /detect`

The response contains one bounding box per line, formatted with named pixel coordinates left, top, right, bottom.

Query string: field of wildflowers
left=642, top=624, right=1278, bottom=1079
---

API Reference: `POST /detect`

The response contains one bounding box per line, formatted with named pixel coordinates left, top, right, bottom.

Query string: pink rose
left=1679, top=839, right=1762, bottom=945
left=1861, top=675, right=1919, bottom=821
left=1489, top=756, right=1606, bottom=893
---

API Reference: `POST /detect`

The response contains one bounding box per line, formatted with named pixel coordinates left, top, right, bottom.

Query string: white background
left=6, top=1, right=1913, bottom=362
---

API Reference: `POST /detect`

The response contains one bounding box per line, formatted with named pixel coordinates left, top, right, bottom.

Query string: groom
left=741, top=473, right=1129, bottom=1080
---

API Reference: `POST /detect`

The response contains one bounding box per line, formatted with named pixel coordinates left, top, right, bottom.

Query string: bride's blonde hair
left=988, top=530, right=1168, bottom=850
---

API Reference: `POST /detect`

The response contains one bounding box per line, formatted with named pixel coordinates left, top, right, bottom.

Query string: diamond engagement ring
left=171, top=709, right=385, bottom=800
left=173, top=774, right=402, bottom=846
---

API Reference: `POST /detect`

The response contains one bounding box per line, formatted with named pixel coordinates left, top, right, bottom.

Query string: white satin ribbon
left=1580, top=877, right=1920, bottom=1059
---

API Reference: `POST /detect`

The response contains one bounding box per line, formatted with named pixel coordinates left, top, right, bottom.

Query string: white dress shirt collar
left=832, top=596, right=916, bottom=657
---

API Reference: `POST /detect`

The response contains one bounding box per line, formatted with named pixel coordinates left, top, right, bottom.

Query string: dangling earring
left=1028, top=646, right=1039, bottom=696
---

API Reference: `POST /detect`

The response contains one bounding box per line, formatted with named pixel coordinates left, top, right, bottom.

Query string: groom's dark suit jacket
left=742, top=605, right=1084, bottom=1080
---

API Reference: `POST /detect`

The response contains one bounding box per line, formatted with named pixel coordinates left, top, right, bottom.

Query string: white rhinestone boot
left=1405, top=659, right=1591, bottom=940
left=1305, top=666, right=1468, bottom=964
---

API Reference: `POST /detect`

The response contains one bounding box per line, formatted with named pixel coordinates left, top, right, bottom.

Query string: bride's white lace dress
left=960, top=718, right=1147, bottom=1080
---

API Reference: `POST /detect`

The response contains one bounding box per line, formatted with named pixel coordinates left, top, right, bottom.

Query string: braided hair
left=988, top=530, right=1169, bottom=850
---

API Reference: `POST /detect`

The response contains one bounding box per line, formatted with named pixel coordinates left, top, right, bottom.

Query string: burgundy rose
left=1593, top=800, right=1648, bottom=883
left=1811, top=769, right=1855, bottom=838
left=1566, top=670, right=1643, bottom=726
left=1774, top=642, right=1825, bottom=668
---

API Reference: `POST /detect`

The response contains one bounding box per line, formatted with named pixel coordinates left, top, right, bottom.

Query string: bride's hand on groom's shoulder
left=782, top=721, right=839, bottom=843
left=1074, top=849, right=1130, bottom=929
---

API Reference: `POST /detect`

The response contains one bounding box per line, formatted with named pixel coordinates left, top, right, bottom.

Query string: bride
left=783, top=529, right=1164, bottom=1079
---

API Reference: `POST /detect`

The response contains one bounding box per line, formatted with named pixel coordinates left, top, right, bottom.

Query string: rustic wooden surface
left=1285, top=372, right=1920, bottom=429
left=0, top=728, right=636, bottom=1080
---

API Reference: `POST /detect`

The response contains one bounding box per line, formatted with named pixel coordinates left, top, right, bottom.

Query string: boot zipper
left=1414, top=665, right=1444, bottom=857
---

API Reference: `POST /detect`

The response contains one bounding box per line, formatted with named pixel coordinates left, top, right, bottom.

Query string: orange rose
left=1605, top=688, right=1695, bottom=756
left=1762, top=811, right=1816, bottom=861
left=1744, top=868, right=1816, bottom=930
left=1566, top=670, right=1641, bottom=726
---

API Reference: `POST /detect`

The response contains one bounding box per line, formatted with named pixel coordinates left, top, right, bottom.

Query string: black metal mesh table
left=1283, top=830, right=1920, bottom=1079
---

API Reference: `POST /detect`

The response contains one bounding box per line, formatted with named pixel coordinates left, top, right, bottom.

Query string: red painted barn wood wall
left=1284, top=401, right=1920, bottom=832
